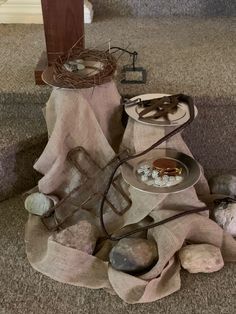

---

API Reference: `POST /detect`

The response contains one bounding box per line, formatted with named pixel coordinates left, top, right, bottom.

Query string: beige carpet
left=0, top=196, right=235, bottom=313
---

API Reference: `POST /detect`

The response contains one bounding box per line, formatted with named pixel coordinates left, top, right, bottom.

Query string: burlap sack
left=25, top=84, right=236, bottom=304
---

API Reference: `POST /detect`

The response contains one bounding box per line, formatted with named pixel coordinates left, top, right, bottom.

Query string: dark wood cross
left=35, top=0, right=85, bottom=85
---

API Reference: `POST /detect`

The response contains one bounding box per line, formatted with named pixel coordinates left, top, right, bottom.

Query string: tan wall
left=0, top=0, right=43, bottom=23
left=0, top=1, right=93, bottom=24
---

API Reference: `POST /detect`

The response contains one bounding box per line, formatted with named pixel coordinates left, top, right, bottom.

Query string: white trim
left=0, top=0, right=93, bottom=24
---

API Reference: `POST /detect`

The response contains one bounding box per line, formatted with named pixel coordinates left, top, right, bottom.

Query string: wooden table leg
left=35, top=0, right=84, bottom=85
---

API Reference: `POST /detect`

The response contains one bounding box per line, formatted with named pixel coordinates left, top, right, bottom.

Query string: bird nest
left=52, top=47, right=117, bottom=89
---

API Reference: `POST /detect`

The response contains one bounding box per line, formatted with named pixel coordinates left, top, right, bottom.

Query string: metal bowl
left=121, top=149, right=201, bottom=194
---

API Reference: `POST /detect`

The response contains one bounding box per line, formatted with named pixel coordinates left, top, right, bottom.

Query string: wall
left=0, top=0, right=42, bottom=23
left=0, top=0, right=93, bottom=24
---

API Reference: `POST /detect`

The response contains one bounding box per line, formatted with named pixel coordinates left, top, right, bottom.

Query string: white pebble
left=137, top=168, right=144, bottom=174
left=152, top=170, right=159, bottom=179
left=162, top=175, right=169, bottom=182
left=144, top=169, right=152, bottom=177
left=77, top=63, right=86, bottom=71
left=64, top=63, right=73, bottom=72
left=141, top=175, right=149, bottom=182
left=154, top=178, right=162, bottom=186
left=68, top=60, right=78, bottom=66
left=76, top=59, right=84, bottom=64
left=145, top=180, right=155, bottom=186
left=176, top=176, right=182, bottom=181
left=137, top=164, right=151, bottom=175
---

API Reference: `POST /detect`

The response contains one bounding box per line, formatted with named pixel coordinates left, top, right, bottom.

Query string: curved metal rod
left=99, top=94, right=207, bottom=241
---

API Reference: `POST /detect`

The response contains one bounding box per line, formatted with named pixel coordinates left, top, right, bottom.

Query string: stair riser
left=0, top=140, right=46, bottom=202
left=91, top=0, right=236, bottom=17
left=183, top=98, right=236, bottom=176
left=0, top=99, right=47, bottom=201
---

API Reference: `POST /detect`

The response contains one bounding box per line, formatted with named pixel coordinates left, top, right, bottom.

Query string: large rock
left=209, top=174, right=236, bottom=196
left=179, top=244, right=224, bottom=273
left=213, top=201, right=236, bottom=237
left=53, top=220, right=99, bottom=255
left=109, top=238, right=158, bottom=274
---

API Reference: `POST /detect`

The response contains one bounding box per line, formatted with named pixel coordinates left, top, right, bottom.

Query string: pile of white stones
left=137, top=164, right=182, bottom=187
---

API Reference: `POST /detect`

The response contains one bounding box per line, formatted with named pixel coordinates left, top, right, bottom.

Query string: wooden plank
left=41, top=0, right=84, bottom=64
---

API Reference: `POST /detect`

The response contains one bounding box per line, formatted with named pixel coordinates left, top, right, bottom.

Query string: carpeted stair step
left=91, top=0, right=236, bottom=17
left=182, top=96, right=236, bottom=179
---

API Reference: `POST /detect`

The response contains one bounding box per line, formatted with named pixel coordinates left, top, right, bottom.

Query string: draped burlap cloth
left=25, top=82, right=236, bottom=304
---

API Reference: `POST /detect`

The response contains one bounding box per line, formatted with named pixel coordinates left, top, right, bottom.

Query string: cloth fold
left=34, top=81, right=123, bottom=195
left=25, top=86, right=236, bottom=304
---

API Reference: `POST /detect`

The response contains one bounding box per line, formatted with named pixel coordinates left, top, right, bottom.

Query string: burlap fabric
left=25, top=83, right=236, bottom=304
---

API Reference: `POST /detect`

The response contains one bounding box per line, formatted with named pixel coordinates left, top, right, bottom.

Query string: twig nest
left=209, top=174, right=236, bottom=196
left=178, top=244, right=224, bottom=273
left=213, top=202, right=236, bottom=237
left=24, top=192, right=58, bottom=216
left=53, top=220, right=99, bottom=255
left=53, top=47, right=117, bottom=89
left=109, top=238, right=158, bottom=274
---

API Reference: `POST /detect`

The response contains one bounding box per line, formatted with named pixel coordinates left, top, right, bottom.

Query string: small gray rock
left=213, top=202, right=236, bottom=237
left=53, top=220, right=99, bottom=254
left=209, top=174, right=236, bottom=196
left=179, top=244, right=224, bottom=273
left=24, top=192, right=57, bottom=216
left=109, top=238, right=158, bottom=273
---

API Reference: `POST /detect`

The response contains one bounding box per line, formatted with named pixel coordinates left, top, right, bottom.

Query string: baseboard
left=0, top=13, right=43, bottom=24
left=0, top=0, right=93, bottom=24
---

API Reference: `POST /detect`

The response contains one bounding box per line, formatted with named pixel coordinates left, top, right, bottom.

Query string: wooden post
left=35, top=0, right=84, bottom=85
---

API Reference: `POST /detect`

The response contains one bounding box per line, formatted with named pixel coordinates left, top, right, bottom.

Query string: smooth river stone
left=213, top=202, right=236, bottom=237
left=24, top=192, right=56, bottom=216
left=179, top=244, right=224, bottom=273
left=109, top=238, right=158, bottom=273
left=53, top=220, right=99, bottom=255
left=209, top=174, right=236, bottom=196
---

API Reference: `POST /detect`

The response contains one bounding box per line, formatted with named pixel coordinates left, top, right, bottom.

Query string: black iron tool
left=108, top=46, right=147, bottom=84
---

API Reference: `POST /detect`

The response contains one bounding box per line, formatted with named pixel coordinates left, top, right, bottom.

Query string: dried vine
left=52, top=47, right=117, bottom=89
